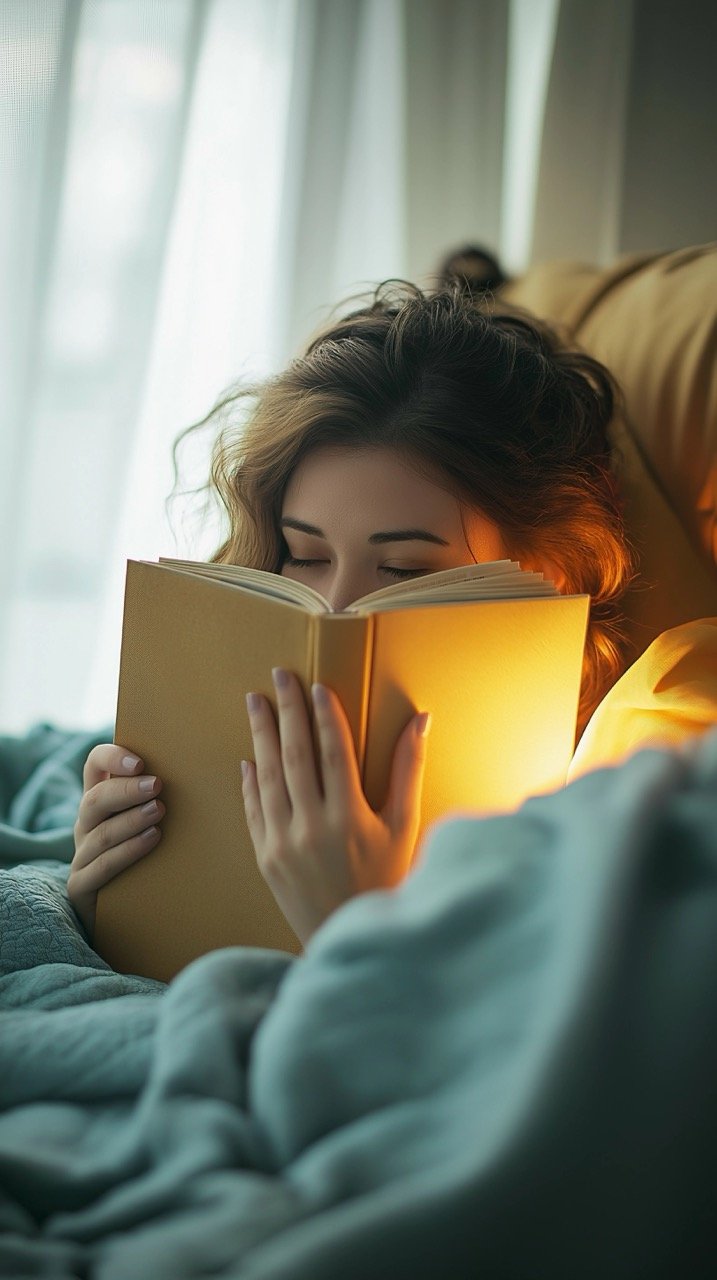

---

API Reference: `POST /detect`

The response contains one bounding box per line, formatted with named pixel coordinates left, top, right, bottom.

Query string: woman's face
left=279, top=445, right=507, bottom=611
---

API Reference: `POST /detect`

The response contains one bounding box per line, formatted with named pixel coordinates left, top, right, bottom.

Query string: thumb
left=382, top=711, right=431, bottom=837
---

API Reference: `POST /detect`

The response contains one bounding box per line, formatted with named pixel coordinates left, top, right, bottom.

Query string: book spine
left=310, top=615, right=374, bottom=771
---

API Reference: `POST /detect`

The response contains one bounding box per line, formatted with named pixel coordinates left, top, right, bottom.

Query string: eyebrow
left=281, top=518, right=450, bottom=547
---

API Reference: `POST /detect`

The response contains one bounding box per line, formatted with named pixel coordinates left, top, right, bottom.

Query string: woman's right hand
left=69, top=744, right=164, bottom=938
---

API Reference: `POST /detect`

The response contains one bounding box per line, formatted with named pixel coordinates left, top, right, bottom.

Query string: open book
left=94, top=558, right=589, bottom=980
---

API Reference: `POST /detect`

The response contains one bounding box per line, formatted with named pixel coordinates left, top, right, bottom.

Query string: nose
left=322, top=568, right=372, bottom=612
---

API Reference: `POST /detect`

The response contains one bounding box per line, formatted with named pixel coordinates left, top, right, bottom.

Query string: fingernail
left=415, top=712, right=431, bottom=737
left=311, top=682, right=328, bottom=707
left=140, top=800, right=159, bottom=817
left=246, top=692, right=261, bottom=714
left=272, top=667, right=290, bottom=689
left=240, top=760, right=249, bottom=781
left=138, top=776, right=156, bottom=793
left=141, top=825, right=159, bottom=839
left=122, top=754, right=141, bottom=771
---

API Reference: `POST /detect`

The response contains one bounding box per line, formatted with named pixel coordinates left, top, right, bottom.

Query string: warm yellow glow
left=569, top=618, right=717, bottom=781
left=361, top=596, right=589, bottom=831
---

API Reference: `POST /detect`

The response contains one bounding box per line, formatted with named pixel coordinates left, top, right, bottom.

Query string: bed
left=2, top=245, right=717, bottom=1277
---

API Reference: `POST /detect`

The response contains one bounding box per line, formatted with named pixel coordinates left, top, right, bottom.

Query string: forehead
left=282, top=445, right=462, bottom=526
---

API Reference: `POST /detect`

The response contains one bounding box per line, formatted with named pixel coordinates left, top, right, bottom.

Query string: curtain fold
left=500, top=0, right=559, bottom=274
left=618, top=0, right=717, bottom=254
left=84, top=0, right=299, bottom=723
left=403, top=0, right=508, bottom=284
left=0, top=0, right=79, bottom=711
left=274, top=0, right=368, bottom=359
left=529, top=0, right=635, bottom=265
left=2, top=0, right=210, bottom=729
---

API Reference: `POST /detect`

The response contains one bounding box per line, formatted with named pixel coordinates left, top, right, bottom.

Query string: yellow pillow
left=568, top=618, right=717, bottom=780
left=574, top=245, right=717, bottom=567
left=501, top=246, right=717, bottom=659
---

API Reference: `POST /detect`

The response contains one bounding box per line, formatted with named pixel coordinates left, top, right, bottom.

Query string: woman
left=69, top=282, right=632, bottom=944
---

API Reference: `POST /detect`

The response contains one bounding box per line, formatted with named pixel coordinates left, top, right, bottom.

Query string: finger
left=74, top=795, right=166, bottom=870
left=310, top=682, right=363, bottom=810
left=382, top=712, right=431, bottom=836
left=272, top=668, right=321, bottom=809
left=241, top=758, right=266, bottom=847
left=70, top=824, right=162, bottom=895
left=83, top=743, right=144, bottom=791
left=76, top=773, right=162, bottom=838
left=246, top=692, right=291, bottom=828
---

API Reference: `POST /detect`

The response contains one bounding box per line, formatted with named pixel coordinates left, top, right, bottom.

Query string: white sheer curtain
left=1, top=0, right=303, bottom=732
left=4, top=0, right=542, bottom=733
left=39, top=0, right=717, bottom=735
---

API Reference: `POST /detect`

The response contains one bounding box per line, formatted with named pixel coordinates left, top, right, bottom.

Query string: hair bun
left=436, top=244, right=508, bottom=296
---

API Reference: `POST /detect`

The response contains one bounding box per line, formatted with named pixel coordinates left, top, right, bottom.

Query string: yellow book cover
left=94, top=558, right=589, bottom=980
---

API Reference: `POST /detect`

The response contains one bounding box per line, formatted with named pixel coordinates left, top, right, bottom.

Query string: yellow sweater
left=568, top=618, right=717, bottom=780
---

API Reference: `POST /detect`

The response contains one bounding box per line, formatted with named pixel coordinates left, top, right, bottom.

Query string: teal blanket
left=1, top=723, right=717, bottom=1277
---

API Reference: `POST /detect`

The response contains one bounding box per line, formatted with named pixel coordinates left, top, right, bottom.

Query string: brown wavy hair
left=174, top=281, right=634, bottom=732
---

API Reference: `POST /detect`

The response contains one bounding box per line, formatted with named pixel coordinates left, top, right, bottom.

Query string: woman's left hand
left=242, top=668, right=431, bottom=946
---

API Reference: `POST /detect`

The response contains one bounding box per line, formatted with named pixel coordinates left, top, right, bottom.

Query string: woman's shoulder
left=568, top=618, right=717, bottom=780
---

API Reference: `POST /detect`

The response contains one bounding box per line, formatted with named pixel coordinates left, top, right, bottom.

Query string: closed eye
left=283, top=556, right=328, bottom=568
left=381, top=566, right=425, bottom=580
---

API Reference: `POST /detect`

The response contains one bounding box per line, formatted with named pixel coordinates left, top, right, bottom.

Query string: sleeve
left=568, top=617, right=717, bottom=781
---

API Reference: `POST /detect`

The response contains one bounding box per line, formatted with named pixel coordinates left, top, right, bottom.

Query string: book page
left=348, top=561, right=559, bottom=611
left=157, top=558, right=329, bottom=612
left=154, top=557, right=560, bottom=614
